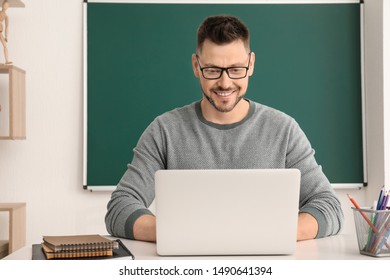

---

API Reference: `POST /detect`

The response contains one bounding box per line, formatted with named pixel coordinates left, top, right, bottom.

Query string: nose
left=217, top=70, right=232, bottom=88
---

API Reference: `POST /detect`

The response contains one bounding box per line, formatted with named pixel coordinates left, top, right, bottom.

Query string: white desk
left=2, top=234, right=387, bottom=260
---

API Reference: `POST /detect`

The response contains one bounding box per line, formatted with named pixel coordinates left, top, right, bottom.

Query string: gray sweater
left=105, top=100, right=344, bottom=239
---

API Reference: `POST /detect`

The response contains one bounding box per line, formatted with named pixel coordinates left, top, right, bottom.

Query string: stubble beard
left=202, top=87, right=245, bottom=113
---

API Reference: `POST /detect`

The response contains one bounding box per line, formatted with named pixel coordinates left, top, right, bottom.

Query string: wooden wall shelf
left=0, top=202, right=26, bottom=256
left=0, top=64, right=26, bottom=139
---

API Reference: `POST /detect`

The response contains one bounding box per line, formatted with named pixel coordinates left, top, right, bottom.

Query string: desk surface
left=3, top=234, right=388, bottom=260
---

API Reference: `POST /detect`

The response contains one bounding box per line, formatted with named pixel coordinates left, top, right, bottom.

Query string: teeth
left=216, top=91, right=233, bottom=97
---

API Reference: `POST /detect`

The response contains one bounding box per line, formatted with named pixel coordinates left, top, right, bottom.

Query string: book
left=32, top=239, right=135, bottom=260
left=41, top=243, right=113, bottom=260
left=42, top=234, right=118, bottom=252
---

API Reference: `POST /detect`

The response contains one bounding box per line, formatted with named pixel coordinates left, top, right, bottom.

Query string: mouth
left=213, top=89, right=236, bottom=98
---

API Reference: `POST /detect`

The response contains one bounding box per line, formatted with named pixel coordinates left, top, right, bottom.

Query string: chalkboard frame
left=83, top=0, right=366, bottom=191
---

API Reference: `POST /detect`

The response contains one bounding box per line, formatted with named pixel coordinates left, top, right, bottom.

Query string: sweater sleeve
left=286, top=119, right=344, bottom=238
left=105, top=118, right=166, bottom=239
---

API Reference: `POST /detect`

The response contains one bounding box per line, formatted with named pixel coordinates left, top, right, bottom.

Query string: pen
left=380, top=192, right=389, bottom=210
left=366, top=200, right=377, bottom=249
left=370, top=216, right=390, bottom=254
left=370, top=201, right=388, bottom=251
left=347, top=194, right=390, bottom=252
left=373, top=191, right=388, bottom=232
left=376, top=188, right=384, bottom=210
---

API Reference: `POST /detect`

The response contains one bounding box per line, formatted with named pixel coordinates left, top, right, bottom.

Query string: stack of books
left=40, top=234, right=119, bottom=259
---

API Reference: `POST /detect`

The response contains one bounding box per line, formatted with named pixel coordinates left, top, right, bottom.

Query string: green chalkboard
left=85, top=2, right=364, bottom=187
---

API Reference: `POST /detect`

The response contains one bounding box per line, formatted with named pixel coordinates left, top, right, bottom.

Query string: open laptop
left=155, top=169, right=301, bottom=256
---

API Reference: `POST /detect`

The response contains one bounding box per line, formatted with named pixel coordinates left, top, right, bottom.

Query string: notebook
left=155, top=169, right=301, bottom=256
left=42, top=234, right=117, bottom=252
left=32, top=239, right=134, bottom=260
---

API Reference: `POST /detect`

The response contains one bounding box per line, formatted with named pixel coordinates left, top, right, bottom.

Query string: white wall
left=0, top=0, right=387, bottom=246
left=363, top=0, right=389, bottom=205
left=0, top=0, right=111, bottom=244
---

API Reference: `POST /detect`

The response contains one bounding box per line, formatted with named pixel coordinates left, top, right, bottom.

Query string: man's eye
left=204, top=68, right=221, bottom=74
left=229, top=68, right=244, bottom=74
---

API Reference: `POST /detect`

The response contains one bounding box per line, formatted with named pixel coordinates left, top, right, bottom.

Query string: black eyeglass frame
left=195, top=52, right=252, bottom=80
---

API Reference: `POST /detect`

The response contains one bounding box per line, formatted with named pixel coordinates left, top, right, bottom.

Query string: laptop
left=155, top=169, right=301, bottom=256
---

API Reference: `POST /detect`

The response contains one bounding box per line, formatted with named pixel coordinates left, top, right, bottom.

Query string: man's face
left=192, top=39, right=255, bottom=113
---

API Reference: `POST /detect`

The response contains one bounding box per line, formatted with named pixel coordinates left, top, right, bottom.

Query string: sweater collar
left=195, top=99, right=255, bottom=130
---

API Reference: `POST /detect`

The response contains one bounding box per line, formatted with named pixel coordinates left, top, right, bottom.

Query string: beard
left=202, top=86, right=245, bottom=113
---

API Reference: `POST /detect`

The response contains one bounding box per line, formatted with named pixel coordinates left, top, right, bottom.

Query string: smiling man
left=105, top=15, right=344, bottom=243
left=194, top=39, right=253, bottom=123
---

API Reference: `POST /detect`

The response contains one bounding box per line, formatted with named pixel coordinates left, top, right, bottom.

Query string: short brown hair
left=196, top=15, right=250, bottom=53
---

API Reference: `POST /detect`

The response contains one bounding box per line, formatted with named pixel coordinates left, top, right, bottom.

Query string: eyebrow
left=203, top=60, right=247, bottom=68
left=199, top=54, right=249, bottom=68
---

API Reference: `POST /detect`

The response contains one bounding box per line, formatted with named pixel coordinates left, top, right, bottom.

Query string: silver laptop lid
left=155, top=169, right=301, bottom=256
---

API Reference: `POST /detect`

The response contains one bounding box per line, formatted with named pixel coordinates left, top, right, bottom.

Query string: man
left=105, top=15, right=344, bottom=242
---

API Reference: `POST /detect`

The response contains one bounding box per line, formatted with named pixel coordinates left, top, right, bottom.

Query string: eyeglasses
left=195, top=52, right=252, bottom=80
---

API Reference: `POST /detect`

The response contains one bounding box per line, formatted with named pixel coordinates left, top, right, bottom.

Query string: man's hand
left=297, top=212, right=318, bottom=241
left=133, top=214, right=156, bottom=242
left=133, top=212, right=318, bottom=242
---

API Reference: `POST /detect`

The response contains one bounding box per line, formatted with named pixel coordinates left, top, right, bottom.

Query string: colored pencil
left=347, top=194, right=390, bottom=251
left=347, top=194, right=378, bottom=233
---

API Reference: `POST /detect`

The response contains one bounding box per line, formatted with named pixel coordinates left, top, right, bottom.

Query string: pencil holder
left=352, top=207, right=390, bottom=257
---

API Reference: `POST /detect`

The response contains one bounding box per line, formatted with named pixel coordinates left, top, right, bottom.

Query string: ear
left=192, top=54, right=201, bottom=78
left=248, top=52, right=255, bottom=77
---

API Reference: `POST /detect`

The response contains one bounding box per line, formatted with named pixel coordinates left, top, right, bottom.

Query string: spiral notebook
left=32, top=234, right=134, bottom=260
left=42, top=234, right=117, bottom=252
